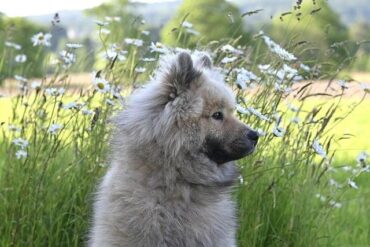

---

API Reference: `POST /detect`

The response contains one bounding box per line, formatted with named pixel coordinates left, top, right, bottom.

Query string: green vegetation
left=0, top=2, right=369, bottom=247
left=161, top=0, right=248, bottom=48
left=0, top=16, right=47, bottom=84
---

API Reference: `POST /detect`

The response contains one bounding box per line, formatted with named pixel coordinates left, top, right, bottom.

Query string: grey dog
left=89, top=52, right=258, bottom=247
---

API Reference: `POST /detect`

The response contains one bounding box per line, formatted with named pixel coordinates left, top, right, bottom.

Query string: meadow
left=1, top=6, right=370, bottom=247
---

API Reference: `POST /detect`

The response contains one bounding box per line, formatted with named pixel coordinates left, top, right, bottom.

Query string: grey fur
left=89, top=52, right=257, bottom=247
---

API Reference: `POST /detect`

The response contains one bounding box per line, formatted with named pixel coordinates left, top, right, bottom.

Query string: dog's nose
left=247, top=130, right=259, bottom=142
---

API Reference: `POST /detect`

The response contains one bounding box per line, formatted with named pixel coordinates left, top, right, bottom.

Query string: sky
left=0, top=0, right=165, bottom=17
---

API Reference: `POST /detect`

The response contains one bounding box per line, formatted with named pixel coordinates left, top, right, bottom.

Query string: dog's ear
left=167, top=52, right=201, bottom=94
left=198, top=54, right=212, bottom=69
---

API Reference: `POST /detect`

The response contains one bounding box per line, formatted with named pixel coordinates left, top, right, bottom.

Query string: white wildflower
left=315, top=193, right=326, bottom=202
left=186, top=29, right=200, bottom=36
left=300, top=63, right=310, bottom=72
left=45, top=87, right=65, bottom=97
left=31, top=32, right=52, bottom=47
left=235, top=104, right=249, bottom=114
left=234, top=68, right=260, bottom=90
left=239, top=175, right=244, bottom=184
left=338, top=80, right=348, bottom=90
left=60, top=50, right=76, bottom=67
left=12, top=138, right=29, bottom=149
left=142, top=57, right=157, bottom=62
left=93, top=76, right=110, bottom=93
left=329, top=178, right=341, bottom=188
left=256, top=128, right=267, bottom=136
left=113, top=16, right=121, bottom=22
left=8, top=124, right=21, bottom=132
left=15, top=150, right=28, bottom=159
left=105, top=44, right=127, bottom=61
left=221, top=56, right=237, bottom=64
left=361, top=165, right=370, bottom=173
left=31, top=81, right=41, bottom=90
left=272, top=113, right=281, bottom=124
left=247, top=107, right=270, bottom=121
left=95, top=20, right=109, bottom=26
left=348, top=179, right=358, bottom=189
left=5, top=41, right=21, bottom=50
left=272, top=126, right=285, bottom=137
left=287, top=103, right=299, bottom=112
left=63, top=102, right=77, bottom=110
left=356, top=151, right=368, bottom=164
left=360, top=83, right=370, bottom=93
left=329, top=200, right=342, bottom=208
left=100, top=28, right=111, bottom=35
left=260, top=31, right=296, bottom=61
left=135, top=67, right=146, bottom=73
left=81, top=108, right=94, bottom=116
left=15, top=54, right=27, bottom=63
left=66, top=43, right=83, bottom=49
left=104, top=16, right=113, bottom=22
left=182, top=21, right=193, bottom=28
left=15, top=75, right=27, bottom=82
left=141, top=30, right=150, bottom=36
left=149, top=42, right=169, bottom=54
left=342, top=166, right=352, bottom=172
left=106, top=99, right=115, bottom=106
left=282, top=64, right=301, bottom=81
left=221, top=44, right=243, bottom=55
left=48, top=123, right=63, bottom=135
left=291, top=116, right=301, bottom=124
left=312, top=139, right=327, bottom=159
left=124, top=38, right=144, bottom=47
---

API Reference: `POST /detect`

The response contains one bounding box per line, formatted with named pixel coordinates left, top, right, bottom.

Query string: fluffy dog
left=89, top=52, right=258, bottom=247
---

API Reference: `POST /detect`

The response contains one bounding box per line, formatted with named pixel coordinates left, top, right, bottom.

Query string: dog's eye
left=212, top=112, right=224, bottom=121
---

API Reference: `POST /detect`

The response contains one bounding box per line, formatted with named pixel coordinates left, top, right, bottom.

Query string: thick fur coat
left=89, top=52, right=258, bottom=247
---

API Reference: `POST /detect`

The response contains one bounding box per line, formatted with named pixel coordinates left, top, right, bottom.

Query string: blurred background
left=1, top=0, right=370, bottom=83
left=1, top=1, right=370, bottom=246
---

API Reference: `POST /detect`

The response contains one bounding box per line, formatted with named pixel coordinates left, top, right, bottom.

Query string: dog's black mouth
left=203, top=137, right=257, bottom=165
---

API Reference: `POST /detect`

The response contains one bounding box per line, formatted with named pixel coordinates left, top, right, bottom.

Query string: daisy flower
left=31, top=32, right=52, bottom=47
left=5, top=41, right=21, bottom=50
left=272, top=126, right=285, bottom=137
left=221, top=56, right=237, bottom=64
left=260, top=31, right=296, bottom=61
left=66, top=43, right=83, bottom=49
left=135, top=67, right=146, bottom=73
left=31, top=81, right=42, bottom=90
left=93, top=76, right=110, bottom=93
left=48, top=123, right=63, bottom=135
left=124, top=38, right=144, bottom=47
left=15, top=54, right=27, bottom=63
left=348, top=179, right=358, bottom=189
left=312, top=139, right=327, bottom=159
left=45, top=87, right=65, bottom=97
left=221, top=44, right=243, bottom=55
left=15, top=150, right=28, bottom=159
left=12, top=138, right=29, bottom=149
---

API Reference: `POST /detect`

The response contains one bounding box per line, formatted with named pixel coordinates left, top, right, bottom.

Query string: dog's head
left=158, top=52, right=258, bottom=164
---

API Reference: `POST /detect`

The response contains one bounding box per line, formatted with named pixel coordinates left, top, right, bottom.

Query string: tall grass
left=0, top=10, right=369, bottom=247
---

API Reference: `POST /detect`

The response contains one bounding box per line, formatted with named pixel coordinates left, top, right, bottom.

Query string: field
left=1, top=3, right=370, bottom=245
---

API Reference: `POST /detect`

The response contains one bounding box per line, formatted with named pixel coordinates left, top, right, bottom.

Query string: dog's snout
left=247, top=130, right=259, bottom=142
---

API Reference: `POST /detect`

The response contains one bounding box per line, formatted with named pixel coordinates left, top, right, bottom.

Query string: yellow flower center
left=97, top=82, right=105, bottom=90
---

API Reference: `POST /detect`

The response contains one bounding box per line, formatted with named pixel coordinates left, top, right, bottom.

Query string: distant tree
left=348, top=22, right=370, bottom=71
left=161, top=0, right=249, bottom=48
left=269, top=0, right=351, bottom=67
left=350, top=22, right=370, bottom=53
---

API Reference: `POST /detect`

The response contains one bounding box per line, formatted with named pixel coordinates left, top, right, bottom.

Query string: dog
left=89, top=52, right=258, bottom=247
